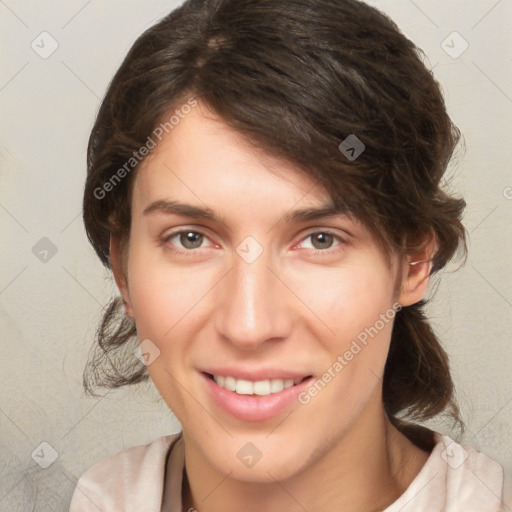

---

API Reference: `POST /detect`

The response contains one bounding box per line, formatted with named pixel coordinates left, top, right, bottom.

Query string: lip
left=200, top=371, right=314, bottom=422
left=199, top=367, right=310, bottom=381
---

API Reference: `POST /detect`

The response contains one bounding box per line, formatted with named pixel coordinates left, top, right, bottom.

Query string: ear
left=109, top=235, right=134, bottom=318
left=397, top=230, right=438, bottom=307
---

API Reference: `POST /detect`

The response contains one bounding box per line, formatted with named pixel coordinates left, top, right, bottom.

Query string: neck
left=180, top=397, right=429, bottom=512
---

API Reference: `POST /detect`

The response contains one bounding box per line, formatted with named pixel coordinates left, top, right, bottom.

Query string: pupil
left=313, top=233, right=332, bottom=250
left=182, top=232, right=202, bottom=249
left=179, top=232, right=332, bottom=250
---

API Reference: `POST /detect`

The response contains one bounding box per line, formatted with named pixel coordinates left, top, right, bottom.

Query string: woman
left=70, top=0, right=509, bottom=510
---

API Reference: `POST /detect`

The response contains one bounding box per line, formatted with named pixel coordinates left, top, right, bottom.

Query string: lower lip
left=200, top=372, right=313, bottom=422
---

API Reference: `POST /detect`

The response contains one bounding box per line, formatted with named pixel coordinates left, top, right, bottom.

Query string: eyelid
left=161, top=226, right=349, bottom=254
left=162, top=226, right=217, bottom=251
left=293, top=228, right=347, bottom=252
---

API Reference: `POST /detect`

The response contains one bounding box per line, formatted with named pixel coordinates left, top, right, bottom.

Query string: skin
left=110, top=100, right=437, bottom=512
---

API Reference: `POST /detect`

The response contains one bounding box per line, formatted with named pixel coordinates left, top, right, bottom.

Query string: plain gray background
left=1, top=0, right=511, bottom=509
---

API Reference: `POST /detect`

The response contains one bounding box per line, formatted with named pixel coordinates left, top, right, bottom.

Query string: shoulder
left=500, top=464, right=512, bottom=512
left=386, top=432, right=505, bottom=512
left=69, top=432, right=182, bottom=512
left=433, top=433, right=504, bottom=510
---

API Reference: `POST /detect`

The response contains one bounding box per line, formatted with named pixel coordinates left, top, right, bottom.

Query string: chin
left=200, top=432, right=312, bottom=483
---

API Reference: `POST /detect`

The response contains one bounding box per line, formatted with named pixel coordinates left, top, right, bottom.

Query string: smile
left=210, top=374, right=307, bottom=396
left=201, top=371, right=314, bottom=422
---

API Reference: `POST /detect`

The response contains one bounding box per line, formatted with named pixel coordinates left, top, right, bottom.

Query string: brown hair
left=82, top=0, right=467, bottom=441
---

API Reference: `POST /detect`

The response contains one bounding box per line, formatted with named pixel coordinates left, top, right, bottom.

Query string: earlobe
left=109, top=235, right=134, bottom=317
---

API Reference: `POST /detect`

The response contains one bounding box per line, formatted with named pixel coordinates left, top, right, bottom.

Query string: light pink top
left=69, top=431, right=510, bottom=512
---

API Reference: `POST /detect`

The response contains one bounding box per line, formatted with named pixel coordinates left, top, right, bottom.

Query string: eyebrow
left=143, top=199, right=351, bottom=227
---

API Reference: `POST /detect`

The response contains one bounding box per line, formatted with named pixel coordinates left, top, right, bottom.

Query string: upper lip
left=200, top=367, right=312, bottom=381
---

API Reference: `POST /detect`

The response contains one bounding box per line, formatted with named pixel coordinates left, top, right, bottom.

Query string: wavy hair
left=82, top=0, right=467, bottom=445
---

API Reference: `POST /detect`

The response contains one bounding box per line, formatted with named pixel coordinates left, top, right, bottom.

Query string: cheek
left=294, top=261, right=394, bottom=338
left=129, top=274, right=191, bottom=342
left=293, top=262, right=396, bottom=399
left=126, top=245, right=217, bottom=350
left=125, top=248, right=216, bottom=412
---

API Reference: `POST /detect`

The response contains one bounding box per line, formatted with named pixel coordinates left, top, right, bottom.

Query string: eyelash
left=161, top=228, right=347, bottom=257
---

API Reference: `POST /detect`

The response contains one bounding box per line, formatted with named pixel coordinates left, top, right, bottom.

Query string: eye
left=162, top=228, right=346, bottom=256
left=163, top=229, right=214, bottom=252
left=297, top=231, right=344, bottom=254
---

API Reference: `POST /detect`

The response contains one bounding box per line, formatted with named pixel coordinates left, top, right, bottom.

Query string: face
left=117, top=101, right=410, bottom=482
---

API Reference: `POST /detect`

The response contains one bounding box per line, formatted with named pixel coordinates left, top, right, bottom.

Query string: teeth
left=212, top=375, right=304, bottom=396
left=224, top=376, right=236, bottom=392
left=254, top=380, right=270, bottom=395
left=236, top=379, right=253, bottom=395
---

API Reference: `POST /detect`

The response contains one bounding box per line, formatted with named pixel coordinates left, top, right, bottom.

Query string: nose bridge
left=216, top=246, right=290, bottom=348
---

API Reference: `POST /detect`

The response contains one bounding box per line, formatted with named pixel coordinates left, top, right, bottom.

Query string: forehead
left=126, top=101, right=397, bottom=271
left=132, top=102, right=355, bottom=224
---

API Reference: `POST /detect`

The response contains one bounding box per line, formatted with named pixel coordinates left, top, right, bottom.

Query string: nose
left=214, top=246, right=293, bottom=350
